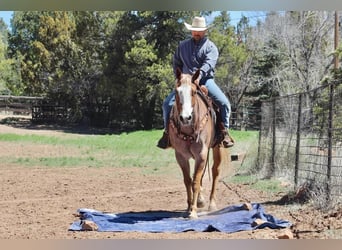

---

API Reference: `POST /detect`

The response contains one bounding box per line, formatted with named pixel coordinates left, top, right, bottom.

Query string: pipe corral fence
left=0, top=95, right=43, bottom=116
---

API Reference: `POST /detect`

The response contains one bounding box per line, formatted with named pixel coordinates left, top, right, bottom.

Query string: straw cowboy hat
left=184, top=16, right=209, bottom=31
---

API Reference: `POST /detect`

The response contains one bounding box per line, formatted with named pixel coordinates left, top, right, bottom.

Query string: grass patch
left=226, top=127, right=289, bottom=194
left=230, top=174, right=287, bottom=194
left=229, top=130, right=258, bottom=143
left=252, top=179, right=286, bottom=193
left=0, top=133, right=62, bottom=144
left=0, top=129, right=258, bottom=174
left=228, top=130, right=259, bottom=174
left=12, top=156, right=101, bottom=168
left=0, top=130, right=176, bottom=170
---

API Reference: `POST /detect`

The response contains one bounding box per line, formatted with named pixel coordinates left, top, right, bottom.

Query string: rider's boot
left=157, top=130, right=171, bottom=149
left=215, top=121, right=234, bottom=148
left=221, top=129, right=235, bottom=148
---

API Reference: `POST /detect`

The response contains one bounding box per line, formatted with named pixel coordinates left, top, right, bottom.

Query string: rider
left=157, top=16, right=234, bottom=149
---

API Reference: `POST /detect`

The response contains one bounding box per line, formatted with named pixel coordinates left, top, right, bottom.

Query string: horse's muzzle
left=179, top=114, right=192, bottom=125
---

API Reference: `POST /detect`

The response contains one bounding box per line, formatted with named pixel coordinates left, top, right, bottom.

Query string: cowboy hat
left=184, top=16, right=208, bottom=31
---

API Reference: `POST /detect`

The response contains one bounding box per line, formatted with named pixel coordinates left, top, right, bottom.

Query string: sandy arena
left=0, top=118, right=341, bottom=239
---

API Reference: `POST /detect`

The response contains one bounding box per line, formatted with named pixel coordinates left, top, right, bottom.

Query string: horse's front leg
left=189, top=151, right=207, bottom=219
left=175, top=152, right=192, bottom=212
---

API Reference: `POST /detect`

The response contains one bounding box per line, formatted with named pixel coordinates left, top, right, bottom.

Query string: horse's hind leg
left=197, top=186, right=206, bottom=208
left=209, top=146, right=222, bottom=211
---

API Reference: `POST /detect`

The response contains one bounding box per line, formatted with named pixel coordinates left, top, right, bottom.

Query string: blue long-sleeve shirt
left=173, top=37, right=219, bottom=80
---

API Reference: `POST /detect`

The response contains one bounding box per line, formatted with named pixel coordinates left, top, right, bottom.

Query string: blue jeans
left=162, top=78, right=231, bottom=129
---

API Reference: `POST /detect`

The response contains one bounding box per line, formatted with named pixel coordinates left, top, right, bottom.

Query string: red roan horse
left=168, top=68, right=229, bottom=219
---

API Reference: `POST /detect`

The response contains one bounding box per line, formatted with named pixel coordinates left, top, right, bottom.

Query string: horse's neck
left=196, top=89, right=212, bottom=109
left=192, top=94, right=209, bottom=132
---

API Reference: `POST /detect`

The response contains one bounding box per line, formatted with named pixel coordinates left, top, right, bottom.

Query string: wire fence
left=230, top=106, right=261, bottom=131
left=257, top=81, right=342, bottom=208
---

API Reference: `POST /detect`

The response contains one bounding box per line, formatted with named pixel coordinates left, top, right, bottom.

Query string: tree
left=209, top=12, right=250, bottom=112
left=123, top=38, right=162, bottom=128
left=8, top=11, right=114, bottom=122
left=9, top=12, right=44, bottom=95
left=0, top=17, right=21, bottom=95
left=104, top=11, right=193, bottom=129
left=0, top=18, right=9, bottom=93
left=249, top=11, right=335, bottom=96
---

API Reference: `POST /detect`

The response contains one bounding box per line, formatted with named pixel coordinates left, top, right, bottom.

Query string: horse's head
left=175, top=68, right=201, bottom=125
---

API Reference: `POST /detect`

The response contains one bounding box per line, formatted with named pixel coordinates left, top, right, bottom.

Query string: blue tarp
left=69, top=203, right=291, bottom=233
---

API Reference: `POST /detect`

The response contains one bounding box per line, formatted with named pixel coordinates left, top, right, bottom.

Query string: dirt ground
left=1, top=116, right=342, bottom=239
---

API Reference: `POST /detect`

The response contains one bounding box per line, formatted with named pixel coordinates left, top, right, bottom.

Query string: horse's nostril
left=180, top=115, right=191, bottom=123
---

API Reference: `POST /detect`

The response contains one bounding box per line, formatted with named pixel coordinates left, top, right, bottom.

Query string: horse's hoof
left=189, top=211, right=198, bottom=219
left=208, top=202, right=217, bottom=211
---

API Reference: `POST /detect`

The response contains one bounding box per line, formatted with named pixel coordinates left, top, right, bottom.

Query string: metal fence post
left=326, top=82, right=334, bottom=204
left=256, top=104, right=263, bottom=172
left=269, top=99, right=276, bottom=177
left=294, top=94, right=302, bottom=189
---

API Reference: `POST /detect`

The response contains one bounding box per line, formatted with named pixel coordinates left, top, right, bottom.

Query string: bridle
left=170, top=79, right=212, bottom=145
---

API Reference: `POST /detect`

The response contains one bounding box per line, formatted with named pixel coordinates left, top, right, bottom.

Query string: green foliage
left=209, top=12, right=251, bottom=109
left=9, top=12, right=75, bottom=95
left=211, top=12, right=244, bottom=85
left=0, top=17, right=21, bottom=94
left=0, top=55, right=22, bottom=95
left=103, top=11, right=191, bottom=129
left=6, top=11, right=251, bottom=128
left=3, top=11, right=338, bottom=130
left=312, top=82, right=342, bottom=140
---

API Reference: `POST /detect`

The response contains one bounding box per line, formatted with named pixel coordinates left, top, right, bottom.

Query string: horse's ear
left=176, top=68, right=182, bottom=80
left=192, top=69, right=201, bottom=83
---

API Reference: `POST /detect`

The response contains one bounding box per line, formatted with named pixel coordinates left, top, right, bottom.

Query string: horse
left=168, top=68, right=229, bottom=219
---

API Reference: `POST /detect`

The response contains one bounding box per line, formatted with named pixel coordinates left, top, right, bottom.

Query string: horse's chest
left=173, top=138, right=204, bottom=158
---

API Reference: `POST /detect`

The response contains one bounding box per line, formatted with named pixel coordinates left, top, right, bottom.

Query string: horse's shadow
left=81, top=210, right=188, bottom=225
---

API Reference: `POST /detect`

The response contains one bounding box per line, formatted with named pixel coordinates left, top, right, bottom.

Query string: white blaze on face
left=177, top=83, right=193, bottom=124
